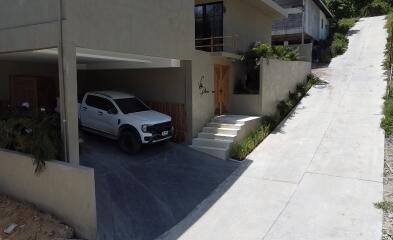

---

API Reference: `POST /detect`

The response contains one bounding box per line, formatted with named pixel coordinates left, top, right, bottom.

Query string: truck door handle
left=98, top=111, right=103, bottom=116
left=82, top=107, right=87, bottom=111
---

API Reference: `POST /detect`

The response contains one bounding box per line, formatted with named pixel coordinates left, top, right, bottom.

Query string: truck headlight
left=141, top=124, right=150, bottom=133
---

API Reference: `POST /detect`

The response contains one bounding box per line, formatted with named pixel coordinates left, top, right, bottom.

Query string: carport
left=0, top=47, right=242, bottom=239
left=0, top=46, right=190, bottom=165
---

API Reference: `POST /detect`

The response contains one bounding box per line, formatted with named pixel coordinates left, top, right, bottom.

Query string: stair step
left=192, top=138, right=233, bottom=148
left=203, top=127, right=239, bottom=135
left=198, top=132, right=236, bottom=141
left=207, top=122, right=243, bottom=130
left=213, top=115, right=261, bottom=124
left=190, top=145, right=229, bottom=160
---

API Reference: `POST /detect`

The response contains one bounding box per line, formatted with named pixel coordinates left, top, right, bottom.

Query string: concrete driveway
left=80, top=133, right=240, bottom=240
left=160, top=16, right=387, bottom=240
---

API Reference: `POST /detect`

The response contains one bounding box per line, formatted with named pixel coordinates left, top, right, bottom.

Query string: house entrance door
left=214, top=64, right=230, bottom=115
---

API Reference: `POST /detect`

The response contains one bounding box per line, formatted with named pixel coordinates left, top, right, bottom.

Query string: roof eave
left=244, top=0, right=288, bottom=20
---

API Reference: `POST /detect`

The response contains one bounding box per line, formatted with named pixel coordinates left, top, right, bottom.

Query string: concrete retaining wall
left=0, top=149, right=97, bottom=240
left=230, top=58, right=311, bottom=116
left=260, top=58, right=311, bottom=116
left=290, top=43, right=313, bottom=62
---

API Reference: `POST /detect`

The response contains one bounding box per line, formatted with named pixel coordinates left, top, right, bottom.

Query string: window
left=321, top=19, right=324, bottom=29
left=115, top=97, right=150, bottom=114
left=86, top=95, right=116, bottom=111
left=195, top=2, right=224, bottom=52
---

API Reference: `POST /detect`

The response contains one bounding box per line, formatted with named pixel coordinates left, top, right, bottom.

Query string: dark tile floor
left=80, top=132, right=240, bottom=240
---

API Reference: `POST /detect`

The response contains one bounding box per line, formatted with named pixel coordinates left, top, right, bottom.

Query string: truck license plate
left=162, top=131, right=169, bottom=136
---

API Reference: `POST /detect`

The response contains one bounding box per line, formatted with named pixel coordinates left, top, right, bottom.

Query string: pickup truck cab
left=79, top=91, right=173, bottom=153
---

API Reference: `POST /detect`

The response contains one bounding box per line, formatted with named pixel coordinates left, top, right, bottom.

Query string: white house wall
left=319, top=10, right=329, bottom=40
left=0, top=0, right=195, bottom=60
left=64, top=0, right=195, bottom=60
left=304, top=0, right=321, bottom=41
left=223, top=0, right=274, bottom=52
left=190, top=51, right=215, bottom=137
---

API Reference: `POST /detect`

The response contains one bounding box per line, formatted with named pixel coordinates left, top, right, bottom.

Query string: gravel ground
left=383, top=136, right=393, bottom=240
left=0, top=194, right=78, bottom=240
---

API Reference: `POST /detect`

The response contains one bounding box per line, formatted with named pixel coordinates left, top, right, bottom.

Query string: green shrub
left=382, top=97, right=393, bottom=135
left=384, top=13, right=393, bottom=69
left=375, top=201, right=393, bottom=213
left=0, top=107, right=61, bottom=174
left=231, top=124, right=271, bottom=160
left=335, top=18, right=359, bottom=34
left=242, top=43, right=300, bottom=63
left=317, top=18, right=358, bottom=63
left=330, top=33, right=349, bottom=57
left=361, top=0, right=391, bottom=17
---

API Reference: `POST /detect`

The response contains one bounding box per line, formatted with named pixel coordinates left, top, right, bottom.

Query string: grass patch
left=382, top=97, right=393, bottom=135
left=231, top=74, right=321, bottom=160
left=375, top=201, right=393, bottom=213
left=381, top=13, right=393, bottom=135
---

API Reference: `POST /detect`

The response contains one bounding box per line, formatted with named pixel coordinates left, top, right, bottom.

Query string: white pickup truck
left=77, top=91, right=173, bottom=153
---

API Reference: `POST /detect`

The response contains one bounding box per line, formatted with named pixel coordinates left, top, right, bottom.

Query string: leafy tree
left=325, top=0, right=356, bottom=18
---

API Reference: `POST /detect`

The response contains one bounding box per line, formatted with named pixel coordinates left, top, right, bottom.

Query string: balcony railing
left=195, top=33, right=238, bottom=52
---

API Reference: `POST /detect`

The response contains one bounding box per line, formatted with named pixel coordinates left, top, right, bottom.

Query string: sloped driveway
left=160, top=16, right=387, bottom=240
left=80, top=133, right=240, bottom=240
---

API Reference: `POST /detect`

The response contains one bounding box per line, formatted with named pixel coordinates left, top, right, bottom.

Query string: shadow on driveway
left=80, top=132, right=241, bottom=240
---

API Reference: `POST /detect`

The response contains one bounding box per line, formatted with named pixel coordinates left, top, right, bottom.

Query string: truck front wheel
left=119, top=130, right=142, bottom=154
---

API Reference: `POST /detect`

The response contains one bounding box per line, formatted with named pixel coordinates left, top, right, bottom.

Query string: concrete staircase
left=190, top=115, right=261, bottom=160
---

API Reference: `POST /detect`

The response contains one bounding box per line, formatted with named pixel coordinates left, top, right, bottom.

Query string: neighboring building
left=271, top=0, right=333, bottom=44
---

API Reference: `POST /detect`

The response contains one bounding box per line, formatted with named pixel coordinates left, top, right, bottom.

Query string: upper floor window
left=321, top=19, right=324, bottom=29
left=195, top=2, right=224, bottom=52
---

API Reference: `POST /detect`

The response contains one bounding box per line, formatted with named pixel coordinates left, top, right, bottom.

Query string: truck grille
left=147, top=121, right=172, bottom=134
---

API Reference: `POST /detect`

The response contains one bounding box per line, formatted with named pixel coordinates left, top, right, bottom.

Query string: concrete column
left=183, top=60, right=193, bottom=144
left=58, top=44, right=79, bottom=165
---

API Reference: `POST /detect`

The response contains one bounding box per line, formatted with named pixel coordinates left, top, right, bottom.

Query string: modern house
left=271, top=0, right=334, bottom=44
left=0, top=1, right=311, bottom=239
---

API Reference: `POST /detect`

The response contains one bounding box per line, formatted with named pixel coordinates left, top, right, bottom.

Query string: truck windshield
left=115, top=98, right=150, bottom=114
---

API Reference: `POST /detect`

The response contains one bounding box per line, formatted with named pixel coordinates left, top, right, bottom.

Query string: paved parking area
left=80, top=132, right=240, bottom=240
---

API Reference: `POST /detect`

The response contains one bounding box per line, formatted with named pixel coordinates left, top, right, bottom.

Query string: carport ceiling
left=0, top=48, right=181, bottom=70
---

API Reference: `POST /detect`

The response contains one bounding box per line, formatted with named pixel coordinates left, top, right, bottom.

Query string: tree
left=325, top=0, right=356, bottom=18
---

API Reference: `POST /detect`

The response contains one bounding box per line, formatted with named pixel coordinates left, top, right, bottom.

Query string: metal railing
left=195, top=33, right=238, bottom=52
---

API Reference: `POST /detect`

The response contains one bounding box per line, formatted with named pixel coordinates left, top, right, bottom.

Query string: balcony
left=195, top=34, right=239, bottom=53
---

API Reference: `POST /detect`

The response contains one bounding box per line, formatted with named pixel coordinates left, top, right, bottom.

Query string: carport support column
left=58, top=43, right=79, bottom=165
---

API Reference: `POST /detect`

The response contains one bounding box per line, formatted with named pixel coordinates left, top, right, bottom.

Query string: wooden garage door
left=146, top=101, right=187, bottom=143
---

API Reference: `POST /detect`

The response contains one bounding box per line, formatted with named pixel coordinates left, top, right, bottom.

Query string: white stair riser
left=192, top=139, right=232, bottom=149
left=190, top=146, right=228, bottom=160
left=207, top=123, right=242, bottom=130
left=203, top=127, right=238, bottom=135
left=198, top=132, right=236, bottom=141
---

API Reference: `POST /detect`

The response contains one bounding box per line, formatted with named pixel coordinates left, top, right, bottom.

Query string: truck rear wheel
left=119, top=130, right=142, bottom=154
